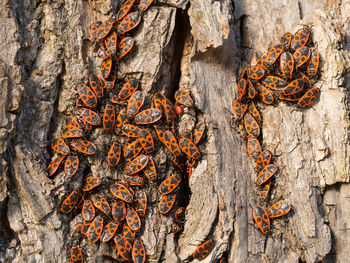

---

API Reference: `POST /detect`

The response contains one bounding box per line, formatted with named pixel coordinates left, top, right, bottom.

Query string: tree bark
left=0, top=0, right=349, bottom=262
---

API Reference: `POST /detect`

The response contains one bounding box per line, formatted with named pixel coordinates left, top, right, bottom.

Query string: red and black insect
left=278, top=89, right=306, bottom=102
left=157, top=92, right=176, bottom=125
left=248, top=102, right=261, bottom=123
left=124, top=140, right=142, bottom=160
left=153, top=92, right=163, bottom=109
left=175, top=105, right=183, bottom=115
left=267, top=200, right=291, bottom=218
left=86, top=215, right=104, bottom=242
left=134, top=108, right=162, bottom=124
left=247, top=136, right=262, bottom=162
left=101, top=220, right=119, bottom=243
left=266, top=44, right=283, bottom=64
left=256, top=150, right=272, bottom=171
left=82, top=200, right=95, bottom=221
left=135, top=190, right=147, bottom=217
left=103, top=104, right=115, bottom=130
left=105, top=31, right=118, bottom=55
left=175, top=89, right=194, bottom=107
left=258, top=181, right=271, bottom=199
left=64, top=155, right=79, bottom=176
left=82, top=176, right=102, bottom=192
left=232, top=99, right=248, bottom=120
left=256, top=164, right=278, bottom=185
left=192, top=239, right=215, bottom=260
left=51, top=137, right=70, bottom=155
left=104, top=66, right=117, bottom=89
left=123, top=224, right=136, bottom=243
left=89, top=74, right=104, bottom=98
left=61, top=123, right=82, bottom=139
left=247, top=65, right=265, bottom=80
left=74, top=213, right=91, bottom=236
left=247, top=80, right=257, bottom=99
left=158, top=192, right=176, bottom=214
left=97, top=42, right=110, bottom=60
left=116, top=78, right=139, bottom=102
left=89, top=21, right=102, bottom=42
left=76, top=83, right=98, bottom=108
left=114, top=234, right=132, bottom=260
left=293, top=46, right=311, bottom=68
left=278, top=78, right=304, bottom=97
left=280, top=32, right=292, bottom=49
left=127, top=91, right=145, bottom=119
left=193, top=122, right=205, bottom=144
left=60, top=190, right=80, bottom=214
left=262, top=76, right=286, bottom=90
left=107, top=141, right=122, bottom=167
left=256, top=53, right=271, bottom=70
left=291, top=28, right=310, bottom=50
left=153, top=121, right=167, bottom=144
left=163, top=131, right=182, bottom=156
left=70, top=245, right=83, bottom=263
left=117, top=0, right=136, bottom=20
left=126, top=206, right=141, bottom=231
left=254, top=51, right=263, bottom=63
left=132, top=239, right=146, bottom=263
left=253, top=206, right=270, bottom=234
left=96, top=18, right=115, bottom=40
left=118, top=12, right=141, bottom=35
left=256, top=84, right=274, bottom=104
left=138, top=129, right=154, bottom=154
left=117, top=37, right=134, bottom=60
left=244, top=113, right=260, bottom=138
left=139, top=0, right=154, bottom=11
left=70, top=138, right=96, bottom=155
left=143, top=156, right=157, bottom=181
left=110, top=183, right=134, bottom=203
left=123, top=124, right=142, bottom=138
left=307, top=47, right=319, bottom=76
left=159, top=174, right=181, bottom=194
left=112, top=200, right=127, bottom=221
left=47, top=155, right=66, bottom=176
left=179, top=137, right=201, bottom=160
left=280, top=52, right=294, bottom=78
left=236, top=79, right=247, bottom=101
left=100, top=56, right=113, bottom=79
left=126, top=155, right=149, bottom=175
left=78, top=108, right=101, bottom=126
left=297, top=87, right=320, bottom=108
left=92, top=194, right=111, bottom=215
left=114, top=109, right=128, bottom=135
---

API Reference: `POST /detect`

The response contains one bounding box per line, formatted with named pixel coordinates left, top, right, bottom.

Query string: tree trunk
left=0, top=0, right=349, bottom=262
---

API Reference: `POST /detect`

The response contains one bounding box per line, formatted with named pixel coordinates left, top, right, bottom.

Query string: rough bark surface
left=0, top=0, right=349, bottom=262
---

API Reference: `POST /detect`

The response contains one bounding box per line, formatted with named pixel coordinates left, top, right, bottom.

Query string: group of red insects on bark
left=47, top=0, right=320, bottom=260
left=46, top=0, right=214, bottom=262
left=232, top=27, right=320, bottom=235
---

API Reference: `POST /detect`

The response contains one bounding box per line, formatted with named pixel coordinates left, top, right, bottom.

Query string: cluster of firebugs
left=46, top=0, right=320, bottom=260
left=46, top=0, right=218, bottom=262
left=232, top=27, right=320, bottom=235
